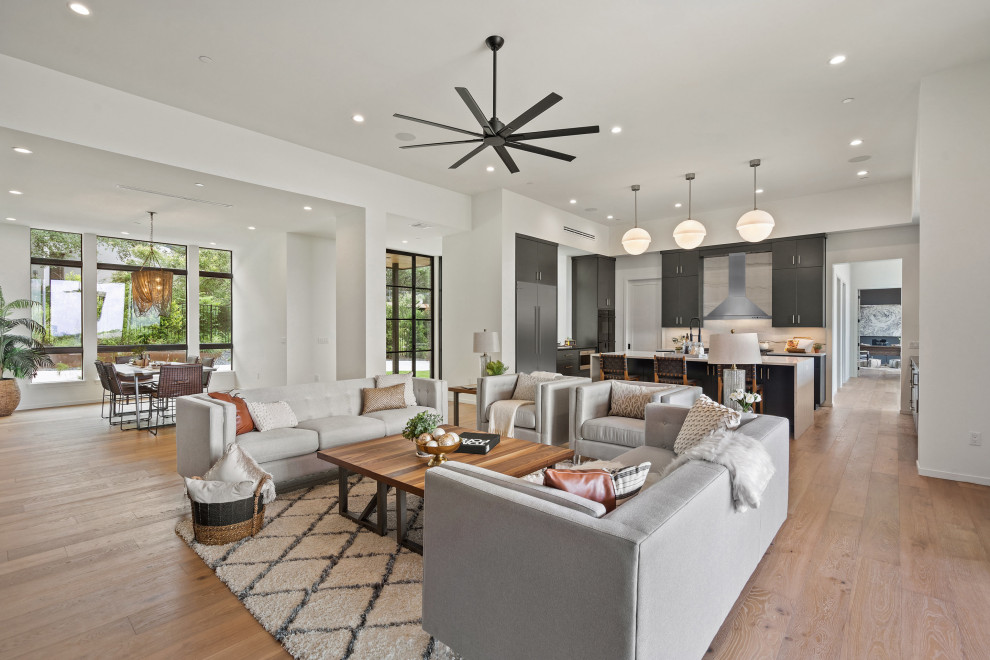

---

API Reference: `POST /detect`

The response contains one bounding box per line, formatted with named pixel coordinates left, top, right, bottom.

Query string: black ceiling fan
left=393, top=35, right=599, bottom=173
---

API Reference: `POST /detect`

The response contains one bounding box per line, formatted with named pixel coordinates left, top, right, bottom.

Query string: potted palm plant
left=0, top=285, right=53, bottom=416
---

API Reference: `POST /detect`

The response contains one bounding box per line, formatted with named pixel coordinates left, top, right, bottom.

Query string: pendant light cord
left=688, top=178, right=693, bottom=218
left=634, top=188, right=638, bottom=228
left=753, top=166, right=757, bottom=210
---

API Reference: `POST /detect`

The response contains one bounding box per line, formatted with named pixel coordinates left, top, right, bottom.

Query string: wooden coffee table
left=317, top=425, right=573, bottom=552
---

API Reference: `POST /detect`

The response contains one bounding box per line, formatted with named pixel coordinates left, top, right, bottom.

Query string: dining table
left=114, top=363, right=216, bottom=430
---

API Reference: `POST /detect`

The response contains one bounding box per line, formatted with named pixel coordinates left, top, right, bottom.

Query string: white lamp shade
left=473, top=331, right=500, bottom=353
left=736, top=209, right=775, bottom=242
left=707, top=333, right=763, bottom=366
left=673, top=219, right=707, bottom=249
left=621, top=227, right=652, bottom=255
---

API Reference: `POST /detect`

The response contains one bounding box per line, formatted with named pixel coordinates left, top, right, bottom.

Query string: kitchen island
left=591, top=351, right=814, bottom=438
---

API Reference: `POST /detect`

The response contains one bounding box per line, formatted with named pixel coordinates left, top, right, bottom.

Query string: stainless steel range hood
left=705, top=252, right=770, bottom=320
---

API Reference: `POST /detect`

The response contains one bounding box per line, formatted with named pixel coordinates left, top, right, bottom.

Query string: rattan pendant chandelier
left=131, top=211, right=173, bottom=317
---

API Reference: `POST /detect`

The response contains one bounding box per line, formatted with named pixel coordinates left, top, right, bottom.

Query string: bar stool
left=600, top=354, right=638, bottom=381
left=653, top=355, right=700, bottom=386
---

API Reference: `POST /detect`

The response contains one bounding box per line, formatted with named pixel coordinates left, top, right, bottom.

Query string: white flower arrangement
left=729, top=389, right=762, bottom=413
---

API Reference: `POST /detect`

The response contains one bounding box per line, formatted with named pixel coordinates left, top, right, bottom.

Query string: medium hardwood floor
left=0, top=375, right=987, bottom=659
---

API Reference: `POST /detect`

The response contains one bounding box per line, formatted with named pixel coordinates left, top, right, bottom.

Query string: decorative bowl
left=415, top=436, right=461, bottom=467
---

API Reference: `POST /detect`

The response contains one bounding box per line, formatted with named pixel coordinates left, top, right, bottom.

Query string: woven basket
left=0, top=379, right=21, bottom=417
left=189, top=476, right=268, bottom=545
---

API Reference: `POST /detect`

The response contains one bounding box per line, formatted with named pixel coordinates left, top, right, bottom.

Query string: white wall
left=286, top=233, right=336, bottom=385
left=614, top=253, right=663, bottom=352
left=605, top=179, right=912, bottom=256
left=917, top=58, right=990, bottom=485
left=832, top=263, right=852, bottom=388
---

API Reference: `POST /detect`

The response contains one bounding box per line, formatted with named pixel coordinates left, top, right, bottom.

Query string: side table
left=448, top=385, right=477, bottom=426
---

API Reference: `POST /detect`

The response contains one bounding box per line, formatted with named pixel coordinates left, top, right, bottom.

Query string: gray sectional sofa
left=175, top=377, right=447, bottom=483
left=571, top=379, right=702, bottom=460
left=423, top=403, right=789, bottom=660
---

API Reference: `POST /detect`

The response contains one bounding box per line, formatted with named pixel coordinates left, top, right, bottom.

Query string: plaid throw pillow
left=572, top=460, right=652, bottom=499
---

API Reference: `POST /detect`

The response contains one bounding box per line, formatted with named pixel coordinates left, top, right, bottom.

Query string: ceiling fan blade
left=505, top=142, right=575, bottom=162
left=449, top=144, right=489, bottom=169
left=400, top=139, right=484, bottom=149
left=507, top=126, right=600, bottom=141
left=455, top=87, right=494, bottom=135
left=494, top=145, right=520, bottom=173
left=393, top=113, right=483, bottom=138
left=501, top=92, right=563, bottom=137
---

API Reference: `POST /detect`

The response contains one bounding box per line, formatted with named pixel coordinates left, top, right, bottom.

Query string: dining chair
left=715, top=364, right=764, bottom=413
left=600, top=354, right=638, bottom=381
left=653, top=355, right=699, bottom=386
left=104, top=362, right=156, bottom=428
left=93, top=360, right=113, bottom=419
left=149, top=364, right=204, bottom=434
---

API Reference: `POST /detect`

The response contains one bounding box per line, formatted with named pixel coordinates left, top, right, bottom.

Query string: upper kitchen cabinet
left=772, top=237, right=824, bottom=269
left=515, top=234, right=558, bottom=285
left=596, top=257, right=616, bottom=310
left=662, top=250, right=700, bottom=278
left=573, top=255, right=616, bottom=347
left=772, top=265, right=825, bottom=327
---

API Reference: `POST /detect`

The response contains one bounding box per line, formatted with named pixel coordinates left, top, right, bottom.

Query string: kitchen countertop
left=593, top=350, right=810, bottom=366
left=557, top=345, right=593, bottom=350
left=766, top=352, right=826, bottom=358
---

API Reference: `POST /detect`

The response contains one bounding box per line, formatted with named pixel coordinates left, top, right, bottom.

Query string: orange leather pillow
left=543, top=468, right=617, bottom=513
left=208, top=392, right=255, bottom=435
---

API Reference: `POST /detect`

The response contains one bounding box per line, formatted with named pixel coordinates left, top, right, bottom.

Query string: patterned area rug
left=175, top=475, right=459, bottom=660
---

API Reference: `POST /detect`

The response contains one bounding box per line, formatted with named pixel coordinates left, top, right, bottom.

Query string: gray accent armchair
left=475, top=373, right=590, bottom=445
left=570, top=380, right=701, bottom=461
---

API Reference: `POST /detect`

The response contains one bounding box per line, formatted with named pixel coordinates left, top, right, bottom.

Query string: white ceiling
left=1, top=0, right=989, bottom=227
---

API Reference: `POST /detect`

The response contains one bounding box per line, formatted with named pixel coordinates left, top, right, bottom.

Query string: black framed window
left=198, top=247, right=233, bottom=370
left=95, top=235, right=188, bottom=363
left=385, top=251, right=433, bottom=377
left=29, top=229, right=83, bottom=382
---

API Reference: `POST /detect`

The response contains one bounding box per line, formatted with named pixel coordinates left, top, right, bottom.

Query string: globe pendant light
left=736, top=158, right=775, bottom=242
left=673, top=172, right=707, bottom=249
left=621, top=184, right=651, bottom=255
left=130, top=211, right=174, bottom=317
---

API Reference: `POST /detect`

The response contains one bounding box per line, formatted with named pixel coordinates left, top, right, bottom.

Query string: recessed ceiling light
left=848, top=155, right=871, bottom=163
left=303, top=206, right=312, bottom=211
left=842, top=97, right=855, bottom=104
left=829, top=54, right=847, bottom=65
left=247, top=226, right=256, bottom=230
left=569, top=199, right=577, bottom=204
left=755, top=188, right=764, bottom=194
left=5, top=217, right=15, bottom=222
left=352, top=114, right=365, bottom=123
left=585, top=207, right=597, bottom=213
left=402, top=240, right=408, bottom=244
left=674, top=203, right=682, bottom=208
left=68, top=3, right=90, bottom=16
left=194, top=182, right=205, bottom=187
left=198, top=55, right=214, bottom=64
left=849, top=138, right=863, bottom=146
left=610, top=126, right=622, bottom=134
left=486, top=166, right=495, bottom=172
left=8, top=190, right=23, bottom=195
left=210, top=242, right=217, bottom=245
left=606, top=215, right=614, bottom=220
left=395, top=132, right=416, bottom=141
left=12, top=147, right=32, bottom=154
left=120, top=231, right=129, bottom=235
left=857, top=170, right=869, bottom=177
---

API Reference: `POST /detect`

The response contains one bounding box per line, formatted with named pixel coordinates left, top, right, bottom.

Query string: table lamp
left=707, top=332, right=762, bottom=411
left=473, top=330, right=500, bottom=377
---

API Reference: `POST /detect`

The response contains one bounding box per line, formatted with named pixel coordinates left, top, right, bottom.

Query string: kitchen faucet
left=689, top=317, right=702, bottom=346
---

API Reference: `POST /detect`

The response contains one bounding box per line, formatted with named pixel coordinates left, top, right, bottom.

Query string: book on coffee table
left=456, top=431, right=500, bottom=454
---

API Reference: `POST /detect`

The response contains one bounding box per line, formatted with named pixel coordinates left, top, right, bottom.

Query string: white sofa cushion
left=363, top=405, right=438, bottom=435
left=297, top=415, right=387, bottom=450
left=581, top=416, right=646, bottom=449
left=235, top=428, right=319, bottom=463
left=513, top=403, right=537, bottom=430
left=375, top=372, right=416, bottom=407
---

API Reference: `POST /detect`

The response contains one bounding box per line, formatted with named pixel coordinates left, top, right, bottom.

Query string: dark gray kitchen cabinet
left=572, top=255, right=615, bottom=349
left=596, top=257, right=616, bottom=310
left=662, top=251, right=700, bottom=278
left=516, top=282, right=557, bottom=373
left=773, top=237, right=824, bottom=269
left=515, top=234, right=557, bottom=285
left=662, top=275, right=700, bottom=327
left=772, top=266, right=824, bottom=327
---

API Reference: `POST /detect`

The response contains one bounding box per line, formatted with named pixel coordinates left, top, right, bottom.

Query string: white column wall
left=186, top=245, right=200, bottom=358
left=335, top=209, right=385, bottom=379
left=917, top=58, right=990, bottom=485
left=286, top=233, right=336, bottom=385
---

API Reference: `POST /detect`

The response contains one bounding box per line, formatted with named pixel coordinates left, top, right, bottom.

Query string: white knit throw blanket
left=488, top=399, right=530, bottom=438
left=661, top=428, right=775, bottom=512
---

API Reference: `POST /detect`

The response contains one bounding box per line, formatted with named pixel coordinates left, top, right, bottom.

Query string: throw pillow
left=246, top=401, right=299, bottom=433
left=361, top=383, right=407, bottom=414
left=511, top=371, right=559, bottom=401
left=571, top=460, right=652, bottom=499
left=208, top=392, right=255, bottom=435
left=184, top=478, right=255, bottom=504
left=203, top=443, right=276, bottom=504
left=673, top=394, right=741, bottom=455
left=608, top=381, right=663, bottom=419
left=543, top=468, right=617, bottom=513
left=375, top=372, right=416, bottom=407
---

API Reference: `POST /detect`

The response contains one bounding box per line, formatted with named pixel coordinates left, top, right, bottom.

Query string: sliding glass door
left=385, top=251, right=433, bottom=377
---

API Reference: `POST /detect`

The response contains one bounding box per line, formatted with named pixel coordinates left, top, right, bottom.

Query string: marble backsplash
left=661, top=318, right=827, bottom=352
